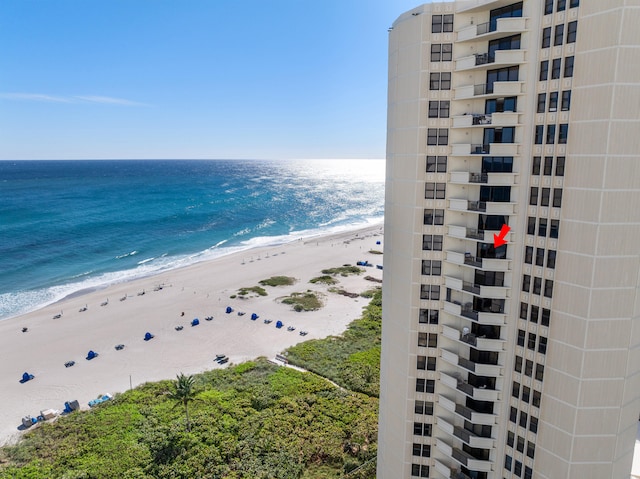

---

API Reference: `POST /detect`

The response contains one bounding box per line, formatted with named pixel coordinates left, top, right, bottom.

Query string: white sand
left=0, top=224, right=384, bottom=445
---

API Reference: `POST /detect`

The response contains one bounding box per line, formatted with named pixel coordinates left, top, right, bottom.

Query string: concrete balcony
left=456, top=16, right=527, bottom=42
left=446, top=225, right=511, bottom=245
left=454, top=81, right=523, bottom=101
left=445, top=251, right=510, bottom=272
left=449, top=171, right=517, bottom=186
left=441, top=349, right=502, bottom=377
left=448, top=198, right=516, bottom=215
left=437, top=416, right=495, bottom=450
left=450, top=142, right=519, bottom=157
left=441, top=371, right=500, bottom=401
left=434, top=459, right=457, bottom=479
left=443, top=299, right=506, bottom=326
left=442, top=324, right=506, bottom=352
left=455, top=49, right=525, bottom=72
left=451, top=111, right=519, bottom=129
left=438, top=394, right=497, bottom=425
left=444, top=275, right=508, bottom=299
left=452, top=446, right=493, bottom=472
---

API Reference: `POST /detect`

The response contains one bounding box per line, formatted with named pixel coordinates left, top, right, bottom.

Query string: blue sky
left=0, top=0, right=426, bottom=160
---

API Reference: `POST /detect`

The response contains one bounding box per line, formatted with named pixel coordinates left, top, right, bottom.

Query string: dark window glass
left=520, top=302, right=528, bottom=319
left=536, top=363, right=545, bottom=380
left=564, top=56, right=574, bottom=77
left=517, top=436, right=525, bottom=452
left=427, top=357, right=436, bottom=371
left=510, top=406, right=518, bottom=423
left=533, top=277, right=542, bottom=295
left=443, top=14, right=454, bottom=32
left=530, top=416, right=539, bottom=432
left=417, top=356, right=426, bottom=370
left=554, top=24, right=564, bottom=46
left=544, top=0, right=554, bottom=14
left=556, top=157, right=565, bottom=176
left=542, top=27, right=551, bottom=48
left=557, top=0, right=567, bottom=11
left=547, top=250, right=556, bottom=269
left=518, top=328, right=526, bottom=346
left=528, top=332, right=537, bottom=350
left=522, top=385, right=531, bottom=402
left=544, top=279, right=554, bottom=298
left=432, top=14, right=443, bottom=33
left=505, top=454, right=513, bottom=471
left=541, top=308, right=551, bottom=326
left=551, top=58, right=561, bottom=79
left=561, top=90, right=571, bottom=111
left=532, top=156, right=541, bottom=175
left=559, top=124, right=569, bottom=144
left=438, top=128, right=448, bottom=145
left=440, top=101, right=450, bottom=118
left=540, top=60, right=549, bottom=81
left=539, top=218, right=548, bottom=236
left=429, top=73, right=440, bottom=90
left=416, top=378, right=425, bottom=392
left=522, top=275, right=531, bottom=293
left=553, top=188, right=563, bottom=207
left=525, top=246, right=533, bottom=264
left=525, top=359, right=533, bottom=376
left=541, top=188, right=550, bottom=207
left=537, top=93, right=546, bottom=113
left=515, top=460, right=523, bottom=477
left=442, top=43, right=452, bottom=61
left=539, top=336, right=548, bottom=354
left=530, top=305, right=539, bottom=323
left=431, top=44, right=442, bottom=62
left=546, top=124, right=556, bottom=144
left=567, top=21, right=577, bottom=43
left=525, top=466, right=533, bottom=479
left=535, top=125, right=544, bottom=144
left=426, top=156, right=447, bottom=172
left=436, top=183, right=446, bottom=199
left=482, top=156, right=513, bottom=172
left=428, top=101, right=439, bottom=118
left=544, top=156, right=553, bottom=175
left=508, top=431, right=515, bottom=447
left=570, top=0, right=579, bottom=7
left=427, top=129, right=438, bottom=146
left=434, top=209, right=444, bottom=225
left=441, top=72, right=451, bottom=90
left=419, top=309, right=439, bottom=323
left=549, top=91, right=558, bottom=112
left=515, top=355, right=523, bottom=372
left=536, top=248, right=545, bottom=266
left=550, top=219, right=559, bottom=238
left=530, top=187, right=539, bottom=206
left=412, top=464, right=420, bottom=476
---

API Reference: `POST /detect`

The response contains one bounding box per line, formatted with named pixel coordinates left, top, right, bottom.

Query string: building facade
left=378, top=1, right=640, bottom=478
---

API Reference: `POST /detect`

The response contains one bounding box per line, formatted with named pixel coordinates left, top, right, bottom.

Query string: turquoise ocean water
left=0, top=159, right=385, bottom=320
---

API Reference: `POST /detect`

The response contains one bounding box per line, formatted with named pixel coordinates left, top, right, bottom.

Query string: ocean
left=0, top=159, right=385, bottom=320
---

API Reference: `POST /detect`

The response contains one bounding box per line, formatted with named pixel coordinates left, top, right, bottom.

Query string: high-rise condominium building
left=378, top=1, right=640, bottom=478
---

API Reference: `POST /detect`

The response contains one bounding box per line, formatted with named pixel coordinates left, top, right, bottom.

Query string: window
left=422, top=260, right=442, bottom=276
left=546, top=124, right=556, bottom=144
left=518, top=328, right=526, bottom=346
left=422, top=234, right=443, bottom=251
left=541, top=188, right=550, bottom=207
left=507, top=431, right=515, bottom=447
left=536, top=248, right=545, bottom=267
left=419, top=309, right=439, bottom=324
left=486, top=65, right=519, bottom=94
left=561, top=90, right=571, bottom=111
left=570, top=0, right=579, bottom=7
left=539, top=218, right=548, bottom=237
left=485, top=97, right=517, bottom=114
left=416, top=379, right=435, bottom=393
left=553, top=188, right=563, bottom=207
left=505, top=454, right=513, bottom=471
left=558, top=124, right=568, bottom=144
left=510, top=406, right=518, bottom=423
left=515, top=355, right=523, bottom=373
left=424, top=209, right=444, bottom=225
left=543, top=156, right=553, bottom=175
left=415, top=400, right=434, bottom=414
left=527, top=217, right=536, bottom=234
left=557, top=0, right=566, bottom=11
left=549, top=91, right=558, bottom=112
left=537, top=93, right=546, bottom=113
left=550, top=219, right=559, bottom=238
left=412, top=443, right=431, bottom=457
left=556, top=157, right=565, bottom=176
left=532, top=156, right=541, bottom=175
left=413, top=422, right=432, bottom=436
left=528, top=333, right=537, bottom=350
left=418, top=332, right=438, bottom=347
left=427, top=128, right=448, bottom=146
left=525, top=359, right=533, bottom=376
left=551, top=58, right=561, bottom=79
left=512, top=381, right=520, bottom=398
left=533, top=390, right=542, bottom=408
left=522, top=385, right=531, bottom=402
left=542, top=27, right=551, bottom=48
left=429, top=72, right=451, bottom=90
left=431, top=43, right=452, bottom=61
left=426, top=357, right=437, bottom=370
left=544, top=0, right=553, bottom=14
left=425, top=182, right=446, bottom=199
left=428, top=101, right=450, bottom=119
left=432, top=14, right=453, bottom=33
left=525, top=466, right=533, bottom=479
left=515, top=460, right=523, bottom=477
left=420, top=285, right=440, bottom=300
left=535, top=125, right=544, bottom=144
left=541, top=308, right=551, bottom=327
left=564, top=56, right=574, bottom=77
left=426, top=155, right=447, bottom=172
left=544, top=279, right=554, bottom=298
left=539, top=336, right=548, bottom=354
left=533, top=277, right=542, bottom=295
left=535, top=363, right=545, bottom=380
left=567, top=21, right=577, bottom=43
left=530, top=416, right=539, bottom=432
left=411, top=464, right=430, bottom=478
left=547, top=249, right=556, bottom=269
left=530, top=305, right=539, bottom=323
left=517, top=436, right=525, bottom=453
left=554, top=24, right=564, bottom=46
left=540, top=60, right=549, bottom=81
left=520, top=302, right=528, bottom=319
left=525, top=246, right=533, bottom=264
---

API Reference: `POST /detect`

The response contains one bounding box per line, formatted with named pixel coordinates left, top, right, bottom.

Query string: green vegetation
left=364, top=275, right=382, bottom=284
left=281, top=291, right=323, bottom=312
left=368, top=250, right=383, bottom=255
left=0, top=360, right=378, bottom=479
left=236, top=285, right=268, bottom=297
left=285, top=290, right=381, bottom=397
left=309, top=275, right=338, bottom=285
left=328, top=287, right=359, bottom=298
left=360, top=287, right=381, bottom=298
left=168, top=373, right=198, bottom=432
left=320, top=265, right=364, bottom=277
left=258, top=276, right=296, bottom=287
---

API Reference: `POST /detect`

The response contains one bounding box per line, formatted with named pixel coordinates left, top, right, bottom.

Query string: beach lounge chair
left=64, top=361, right=75, bottom=368
left=251, top=313, right=259, bottom=320
left=263, top=319, right=272, bottom=324
left=276, top=320, right=283, bottom=329
left=205, top=316, right=213, bottom=321
left=144, top=332, right=154, bottom=341
left=237, top=311, right=245, bottom=316
left=287, top=326, right=296, bottom=332
left=86, top=350, right=98, bottom=360
left=219, top=357, right=229, bottom=365
left=19, top=372, right=34, bottom=383
left=191, top=318, right=199, bottom=326
left=175, top=325, right=184, bottom=331
left=115, top=344, right=125, bottom=350
left=376, top=264, right=383, bottom=270
left=225, top=306, right=233, bottom=314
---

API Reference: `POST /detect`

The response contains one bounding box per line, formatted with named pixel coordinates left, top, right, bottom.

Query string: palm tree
left=168, top=373, right=197, bottom=432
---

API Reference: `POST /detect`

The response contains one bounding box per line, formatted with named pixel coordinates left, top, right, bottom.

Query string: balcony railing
left=475, top=21, right=494, bottom=35
left=469, top=172, right=489, bottom=183
left=468, top=201, right=487, bottom=212
left=472, top=114, right=492, bottom=125
left=461, top=331, right=478, bottom=346
left=465, top=229, right=485, bottom=240
left=462, top=281, right=481, bottom=295
left=461, top=305, right=479, bottom=321
left=475, top=52, right=495, bottom=66
left=452, top=470, right=473, bottom=479
left=470, top=144, right=490, bottom=154
left=463, top=254, right=483, bottom=268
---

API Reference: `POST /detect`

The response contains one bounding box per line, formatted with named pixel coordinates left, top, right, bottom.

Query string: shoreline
left=0, top=218, right=384, bottom=322
left=0, top=223, right=384, bottom=445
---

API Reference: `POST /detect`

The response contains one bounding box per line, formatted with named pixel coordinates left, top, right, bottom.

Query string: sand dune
left=0, top=224, right=384, bottom=445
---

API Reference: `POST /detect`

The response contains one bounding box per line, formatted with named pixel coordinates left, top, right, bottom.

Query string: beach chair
left=251, top=313, right=259, bottom=320
left=86, top=350, right=98, bottom=360
left=19, top=372, right=34, bottom=383
left=191, top=318, right=199, bottom=326
left=115, top=344, right=125, bottom=350
left=64, top=360, right=75, bottom=368
left=144, top=332, right=154, bottom=341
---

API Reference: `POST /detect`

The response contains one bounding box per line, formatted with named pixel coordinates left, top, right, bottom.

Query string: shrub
left=309, top=275, right=338, bottom=285
left=259, top=276, right=296, bottom=287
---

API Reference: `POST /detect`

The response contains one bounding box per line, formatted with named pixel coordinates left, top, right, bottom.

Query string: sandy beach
left=0, top=224, right=384, bottom=445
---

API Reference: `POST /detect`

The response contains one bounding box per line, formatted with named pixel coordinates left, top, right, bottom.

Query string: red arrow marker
left=493, top=224, right=511, bottom=248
